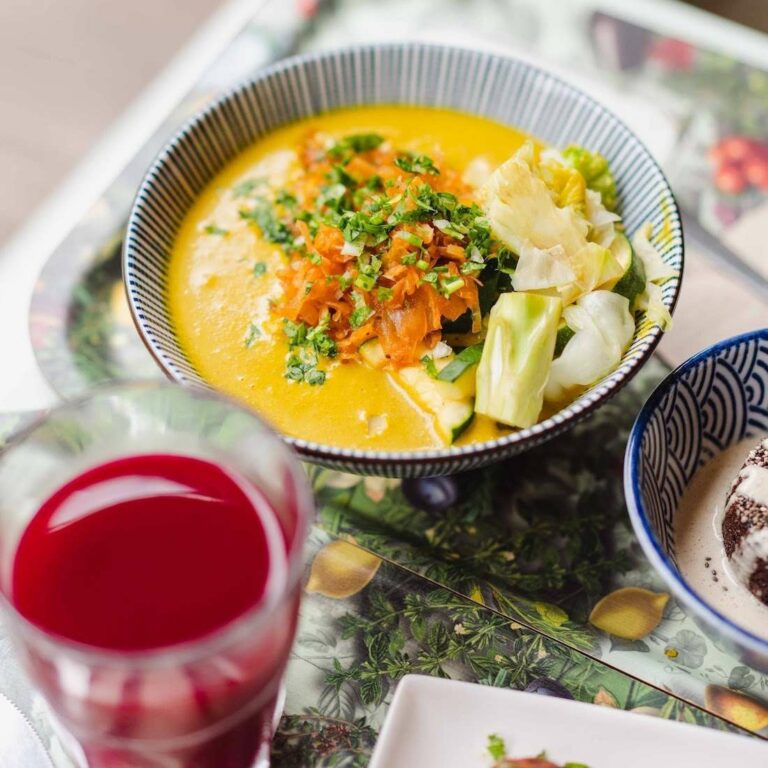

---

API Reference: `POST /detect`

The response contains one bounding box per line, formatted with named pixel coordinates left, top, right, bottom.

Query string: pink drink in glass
left=0, top=384, right=313, bottom=768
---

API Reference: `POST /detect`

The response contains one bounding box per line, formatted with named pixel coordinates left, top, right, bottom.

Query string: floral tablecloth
left=4, top=0, right=768, bottom=764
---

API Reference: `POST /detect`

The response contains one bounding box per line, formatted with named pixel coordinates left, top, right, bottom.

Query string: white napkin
left=0, top=693, right=54, bottom=768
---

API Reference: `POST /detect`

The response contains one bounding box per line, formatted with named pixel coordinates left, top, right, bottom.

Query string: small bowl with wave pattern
left=626, top=329, right=768, bottom=666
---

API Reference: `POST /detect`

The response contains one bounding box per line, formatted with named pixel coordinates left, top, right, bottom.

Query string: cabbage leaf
left=480, top=144, right=621, bottom=304
left=631, top=222, right=677, bottom=283
left=545, top=290, right=634, bottom=402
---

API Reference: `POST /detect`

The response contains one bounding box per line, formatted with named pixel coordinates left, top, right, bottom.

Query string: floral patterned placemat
left=0, top=405, right=757, bottom=761
left=277, top=529, right=745, bottom=767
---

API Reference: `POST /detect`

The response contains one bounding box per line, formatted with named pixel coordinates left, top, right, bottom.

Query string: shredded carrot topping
left=271, top=131, right=482, bottom=367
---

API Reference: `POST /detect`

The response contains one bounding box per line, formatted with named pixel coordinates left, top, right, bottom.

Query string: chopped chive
left=415, top=258, right=430, bottom=271
left=354, top=273, right=376, bottom=291
left=460, top=260, right=485, bottom=275
left=433, top=218, right=466, bottom=239
left=441, top=276, right=464, bottom=296
left=395, top=230, right=423, bottom=247
left=350, top=305, right=373, bottom=328
left=253, top=262, right=267, bottom=277
left=203, top=224, right=229, bottom=236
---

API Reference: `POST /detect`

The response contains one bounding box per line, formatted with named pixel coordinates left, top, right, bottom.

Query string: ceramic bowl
left=626, top=329, right=768, bottom=666
left=124, top=43, right=683, bottom=476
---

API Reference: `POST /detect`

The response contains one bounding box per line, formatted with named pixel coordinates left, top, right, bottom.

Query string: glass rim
left=0, top=379, right=315, bottom=667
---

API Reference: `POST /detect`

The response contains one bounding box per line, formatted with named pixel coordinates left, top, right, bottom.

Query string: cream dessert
left=675, top=436, right=768, bottom=638
left=722, top=438, right=768, bottom=603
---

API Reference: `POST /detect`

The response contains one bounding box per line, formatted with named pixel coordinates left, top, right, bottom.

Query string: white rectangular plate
left=369, top=676, right=766, bottom=767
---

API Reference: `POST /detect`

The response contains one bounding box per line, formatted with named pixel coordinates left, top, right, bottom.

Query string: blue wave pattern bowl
left=124, top=43, right=683, bottom=476
left=626, top=330, right=768, bottom=665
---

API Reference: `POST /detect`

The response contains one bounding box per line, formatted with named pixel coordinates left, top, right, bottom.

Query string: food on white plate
left=487, top=733, right=589, bottom=767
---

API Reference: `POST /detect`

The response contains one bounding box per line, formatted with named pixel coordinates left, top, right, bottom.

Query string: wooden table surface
left=0, top=0, right=223, bottom=245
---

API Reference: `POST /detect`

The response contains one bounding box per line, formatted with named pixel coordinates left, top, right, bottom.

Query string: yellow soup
left=168, top=106, right=530, bottom=450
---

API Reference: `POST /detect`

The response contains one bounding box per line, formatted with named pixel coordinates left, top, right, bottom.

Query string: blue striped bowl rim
left=124, top=42, right=683, bottom=476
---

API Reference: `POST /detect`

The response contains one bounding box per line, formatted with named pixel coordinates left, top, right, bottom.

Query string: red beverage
left=13, top=454, right=278, bottom=651
left=7, top=453, right=301, bottom=768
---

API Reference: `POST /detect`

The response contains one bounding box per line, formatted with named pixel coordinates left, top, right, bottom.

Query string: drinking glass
left=0, top=382, right=314, bottom=768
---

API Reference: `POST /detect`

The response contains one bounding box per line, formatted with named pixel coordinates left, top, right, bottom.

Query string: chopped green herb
left=440, top=275, right=465, bottom=296
left=284, top=349, right=326, bottom=386
left=252, top=262, right=267, bottom=277
left=317, top=182, right=349, bottom=212
left=282, top=314, right=337, bottom=385
left=460, top=259, right=485, bottom=275
left=341, top=209, right=390, bottom=246
left=349, top=309, right=372, bottom=328
left=327, top=164, right=356, bottom=187
left=296, top=208, right=320, bottom=237
left=433, top=218, right=466, bottom=240
left=421, top=355, right=439, bottom=378
left=305, top=368, right=326, bottom=385
left=232, top=178, right=265, bottom=197
left=437, top=344, right=483, bottom=381
left=306, top=319, right=337, bottom=358
left=354, top=273, right=376, bottom=291
left=244, top=323, right=262, bottom=349
left=275, top=189, right=297, bottom=207
left=487, top=734, right=506, bottom=761
left=395, top=153, right=440, bottom=175
left=394, top=230, right=423, bottom=247
left=349, top=292, right=373, bottom=328
left=328, top=133, right=385, bottom=161
left=203, top=223, right=229, bottom=236
left=376, top=286, right=393, bottom=302
left=415, top=258, right=430, bottom=271
left=392, top=186, right=477, bottom=227
left=239, top=199, right=292, bottom=244
left=401, top=253, right=418, bottom=265
left=283, top=319, right=307, bottom=347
